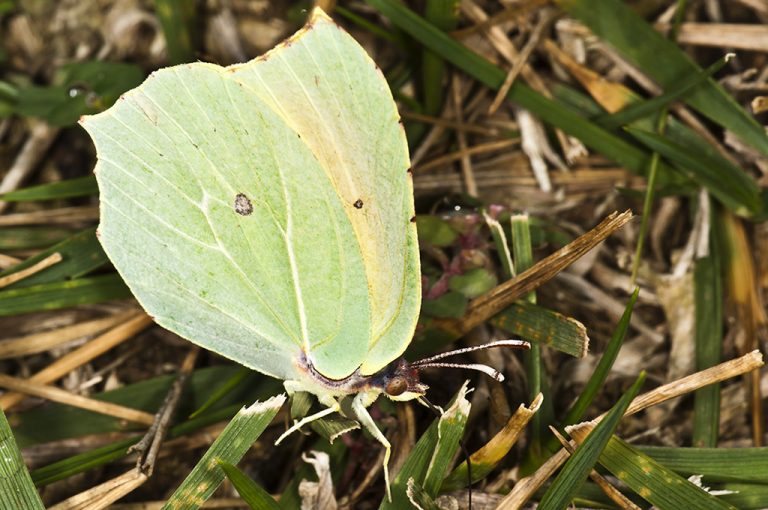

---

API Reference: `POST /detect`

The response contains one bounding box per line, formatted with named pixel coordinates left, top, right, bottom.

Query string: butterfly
left=81, top=7, right=527, bottom=499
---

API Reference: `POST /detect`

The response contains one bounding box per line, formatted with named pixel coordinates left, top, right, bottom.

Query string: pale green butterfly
left=80, top=7, right=527, bottom=498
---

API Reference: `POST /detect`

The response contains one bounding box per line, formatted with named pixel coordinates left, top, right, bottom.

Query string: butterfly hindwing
left=229, top=10, right=421, bottom=376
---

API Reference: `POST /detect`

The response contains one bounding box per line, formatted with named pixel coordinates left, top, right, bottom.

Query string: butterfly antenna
left=411, top=339, right=530, bottom=366
left=414, top=362, right=506, bottom=382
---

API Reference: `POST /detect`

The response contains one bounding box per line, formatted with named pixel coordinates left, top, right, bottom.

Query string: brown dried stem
left=0, top=312, right=153, bottom=410
left=128, top=347, right=200, bottom=476
left=440, top=210, right=633, bottom=335
left=0, top=252, right=62, bottom=289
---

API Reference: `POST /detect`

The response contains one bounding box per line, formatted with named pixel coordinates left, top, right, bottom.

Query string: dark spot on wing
left=234, top=193, right=253, bottom=216
left=410, top=216, right=416, bottom=223
left=353, top=199, right=364, bottom=209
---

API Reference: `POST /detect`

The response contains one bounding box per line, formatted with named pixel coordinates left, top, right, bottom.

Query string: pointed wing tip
left=309, top=6, right=332, bottom=23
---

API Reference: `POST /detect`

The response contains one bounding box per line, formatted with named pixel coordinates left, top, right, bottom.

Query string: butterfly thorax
left=294, top=353, right=428, bottom=402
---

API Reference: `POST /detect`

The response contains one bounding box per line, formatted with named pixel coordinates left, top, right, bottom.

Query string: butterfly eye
left=385, top=376, right=408, bottom=396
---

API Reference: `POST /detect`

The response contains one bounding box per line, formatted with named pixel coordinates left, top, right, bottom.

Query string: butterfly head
left=373, top=358, right=428, bottom=401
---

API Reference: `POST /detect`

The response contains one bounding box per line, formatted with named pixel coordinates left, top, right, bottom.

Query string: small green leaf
left=421, top=291, right=467, bottom=319
left=310, top=414, right=360, bottom=443
left=416, top=216, right=458, bottom=247
left=448, top=268, right=497, bottom=298
left=13, top=62, right=143, bottom=125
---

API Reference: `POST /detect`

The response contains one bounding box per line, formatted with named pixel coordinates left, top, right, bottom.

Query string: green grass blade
left=25, top=369, right=281, bottom=486
left=0, top=176, right=98, bottom=201
left=558, top=289, right=640, bottom=429
left=335, top=6, right=398, bottom=43
left=29, top=402, right=251, bottom=486
left=491, top=302, right=588, bottom=358
left=0, top=274, right=131, bottom=316
left=441, top=395, right=540, bottom=491
left=365, top=0, right=659, bottom=176
left=626, top=126, right=762, bottom=217
left=31, top=437, right=137, bottom=486
left=23, top=369, right=282, bottom=486
left=189, top=367, right=250, bottom=419
left=485, top=212, right=514, bottom=279
left=0, top=228, right=108, bottom=289
left=596, top=54, right=732, bottom=130
left=153, top=0, right=197, bottom=64
left=406, top=478, right=440, bottom=509
left=510, top=214, right=548, bottom=462
left=594, top=436, right=737, bottom=510
left=162, top=395, right=285, bottom=510
left=15, top=366, right=271, bottom=447
left=0, top=409, right=44, bottom=510
left=30, top=401, right=258, bottom=486
left=0, top=227, right=73, bottom=250
left=422, top=0, right=459, bottom=116
left=631, top=137, right=664, bottom=284
left=556, top=81, right=761, bottom=221
left=380, top=383, right=470, bottom=509
left=556, top=0, right=768, bottom=157
left=421, top=385, right=470, bottom=495
left=218, top=460, right=281, bottom=510
left=693, top=205, right=722, bottom=447
left=637, top=446, right=768, bottom=484
left=573, top=480, right=768, bottom=510
left=716, top=483, right=768, bottom=509
left=538, top=372, right=645, bottom=510
left=486, top=213, right=587, bottom=358
left=627, top=0, right=683, bottom=284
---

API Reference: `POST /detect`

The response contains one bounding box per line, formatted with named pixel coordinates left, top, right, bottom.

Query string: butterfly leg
left=275, top=390, right=340, bottom=445
left=350, top=392, right=393, bottom=502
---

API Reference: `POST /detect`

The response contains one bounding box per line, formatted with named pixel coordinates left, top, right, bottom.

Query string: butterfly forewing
left=85, top=62, right=373, bottom=381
